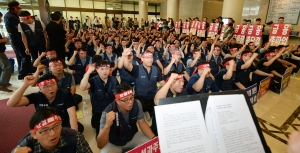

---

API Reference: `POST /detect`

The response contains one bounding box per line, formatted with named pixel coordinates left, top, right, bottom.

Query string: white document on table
left=206, top=94, right=265, bottom=153
left=155, top=101, right=213, bottom=153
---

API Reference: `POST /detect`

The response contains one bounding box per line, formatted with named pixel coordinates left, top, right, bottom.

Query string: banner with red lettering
left=175, top=22, right=180, bottom=34
left=233, top=25, right=248, bottom=44
left=126, top=137, right=160, bottom=153
left=269, top=24, right=291, bottom=46
left=182, top=22, right=190, bottom=34
left=219, top=25, right=226, bottom=41
left=190, top=21, right=198, bottom=35
left=197, top=22, right=206, bottom=37
left=208, top=23, right=219, bottom=38
left=245, top=25, right=263, bottom=46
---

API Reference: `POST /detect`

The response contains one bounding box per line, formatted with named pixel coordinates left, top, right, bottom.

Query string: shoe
left=0, top=87, right=13, bottom=92
left=5, top=83, right=12, bottom=87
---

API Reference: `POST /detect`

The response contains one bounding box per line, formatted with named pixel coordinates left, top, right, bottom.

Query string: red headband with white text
left=115, top=89, right=133, bottom=100
left=36, top=78, right=56, bottom=87
left=33, top=115, right=62, bottom=131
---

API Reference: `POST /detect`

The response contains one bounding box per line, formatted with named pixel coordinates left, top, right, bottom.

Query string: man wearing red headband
left=66, top=39, right=83, bottom=60
left=163, top=49, right=190, bottom=80
left=97, top=84, right=156, bottom=152
left=80, top=60, right=119, bottom=136
left=7, top=74, right=81, bottom=132
left=69, top=48, right=92, bottom=84
left=236, top=51, right=273, bottom=88
left=186, top=49, right=206, bottom=76
left=4, top=1, right=32, bottom=81
left=123, top=48, right=165, bottom=120
left=215, top=58, right=238, bottom=91
left=13, top=107, right=92, bottom=153
left=100, top=44, right=118, bottom=76
left=118, top=50, right=139, bottom=86
left=187, top=61, right=220, bottom=94
left=207, top=42, right=223, bottom=77
left=162, top=43, right=176, bottom=63
left=151, top=71, right=187, bottom=135
left=18, top=10, right=47, bottom=64
left=224, top=45, right=246, bottom=61
left=33, top=49, right=68, bottom=74
left=136, top=44, right=164, bottom=72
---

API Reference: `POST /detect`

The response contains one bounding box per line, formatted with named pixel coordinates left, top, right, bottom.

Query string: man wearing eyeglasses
left=97, top=84, right=156, bottom=153
left=12, top=107, right=92, bottom=153
left=7, top=74, right=82, bottom=133
left=4, top=1, right=32, bottom=81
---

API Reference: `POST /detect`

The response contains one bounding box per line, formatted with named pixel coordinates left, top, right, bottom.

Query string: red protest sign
left=175, top=22, right=180, bottom=34
left=269, top=24, right=291, bottom=46
left=257, top=77, right=271, bottom=100
left=208, top=23, right=219, bottom=38
left=126, top=137, right=160, bottom=153
left=233, top=25, right=248, bottom=44
left=245, top=25, right=263, bottom=46
left=219, top=25, right=226, bottom=41
left=197, top=22, right=206, bottom=37
left=190, top=21, right=198, bottom=35
left=182, top=22, right=190, bottom=34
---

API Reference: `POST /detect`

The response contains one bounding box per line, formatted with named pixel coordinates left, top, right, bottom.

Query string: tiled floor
left=1, top=71, right=300, bottom=153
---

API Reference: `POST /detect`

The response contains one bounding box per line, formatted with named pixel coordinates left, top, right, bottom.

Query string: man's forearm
left=79, top=72, right=91, bottom=90
left=7, top=84, right=29, bottom=107
left=97, top=126, right=111, bottom=149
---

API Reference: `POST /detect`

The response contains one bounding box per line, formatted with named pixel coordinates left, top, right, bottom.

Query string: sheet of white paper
left=155, top=101, right=213, bottom=153
left=205, top=104, right=220, bottom=153
left=207, top=94, right=265, bottom=153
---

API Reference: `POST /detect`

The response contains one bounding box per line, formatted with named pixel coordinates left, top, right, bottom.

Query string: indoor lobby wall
left=202, top=0, right=223, bottom=22
left=160, top=0, right=204, bottom=21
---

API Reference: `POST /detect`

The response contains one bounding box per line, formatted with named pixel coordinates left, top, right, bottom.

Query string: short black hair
left=50, top=13, right=60, bottom=21
left=49, top=58, right=62, bottom=63
left=222, top=57, right=235, bottom=65
left=8, top=1, right=20, bottom=8
left=167, top=70, right=184, bottom=78
left=0, top=12, right=2, bottom=17
left=113, top=84, right=132, bottom=95
left=278, top=17, right=284, bottom=19
left=196, top=60, right=209, bottom=67
left=95, top=60, right=110, bottom=67
left=256, top=18, right=261, bottom=21
left=37, top=74, right=57, bottom=85
left=92, top=55, right=102, bottom=63
left=54, top=11, right=62, bottom=17
left=29, top=107, right=60, bottom=129
left=18, top=10, right=31, bottom=17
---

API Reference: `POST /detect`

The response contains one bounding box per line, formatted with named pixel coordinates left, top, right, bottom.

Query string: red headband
left=46, top=51, right=56, bottom=55
left=265, top=52, right=276, bottom=57
left=36, top=78, right=56, bottom=87
left=172, top=50, right=181, bottom=55
left=248, top=43, right=254, bottom=46
left=223, top=61, right=232, bottom=67
left=115, top=89, right=133, bottom=100
left=193, top=51, right=200, bottom=54
left=230, top=48, right=238, bottom=52
left=142, top=53, right=153, bottom=58
left=19, top=16, right=31, bottom=21
left=33, top=115, right=62, bottom=131
left=166, top=74, right=184, bottom=82
left=191, top=64, right=210, bottom=76
left=240, top=52, right=252, bottom=59
left=147, top=46, right=154, bottom=50
left=78, top=51, right=86, bottom=54
left=49, top=60, right=62, bottom=67
left=214, top=47, right=221, bottom=50
left=98, top=64, right=110, bottom=68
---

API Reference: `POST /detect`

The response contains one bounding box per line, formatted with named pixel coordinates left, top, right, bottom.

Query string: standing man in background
left=46, top=13, right=66, bottom=61
left=0, top=12, right=13, bottom=92
left=18, top=11, right=47, bottom=66
left=4, top=1, right=31, bottom=80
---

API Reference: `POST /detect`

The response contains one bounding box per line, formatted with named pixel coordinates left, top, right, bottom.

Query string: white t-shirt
left=18, top=20, right=46, bottom=33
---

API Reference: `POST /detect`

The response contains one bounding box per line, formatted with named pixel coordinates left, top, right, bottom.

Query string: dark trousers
left=73, top=94, right=83, bottom=110
left=91, top=113, right=102, bottom=136
left=51, top=43, right=65, bottom=61
left=62, top=120, right=84, bottom=133
left=29, top=45, right=46, bottom=63
left=135, top=97, right=154, bottom=114
left=10, top=41, right=31, bottom=79
left=73, top=73, right=83, bottom=85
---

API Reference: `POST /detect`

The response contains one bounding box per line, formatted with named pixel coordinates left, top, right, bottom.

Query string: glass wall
left=0, top=0, right=160, bottom=31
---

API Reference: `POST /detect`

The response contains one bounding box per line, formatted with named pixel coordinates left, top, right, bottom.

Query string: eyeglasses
left=38, top=123, right=62, bottom=136
left=41, top=83, right=57, bottom=90
left=119, top=96, right=134, bottom=103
